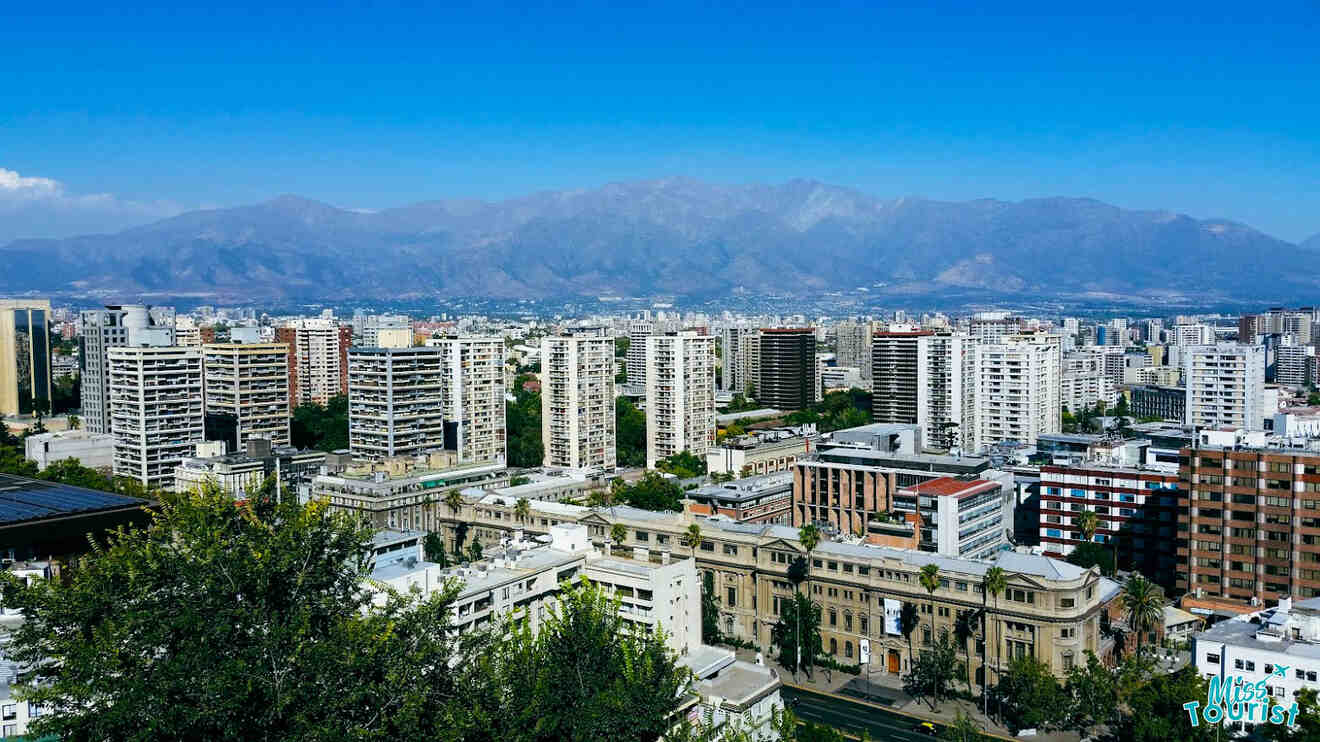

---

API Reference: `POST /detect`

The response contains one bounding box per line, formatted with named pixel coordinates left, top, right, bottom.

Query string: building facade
left=645, top=331, right=716, bottom=469
left=757, top=328, right=816, bottom=411
left=1039, top=463, right=1181, bottom=591
left=1183, top=344, right=1265, bottom=431
left=967, top=335, right=1062, bottom=453
left=107, top=346, right=205, bottom=490
left=79, top=305, right=177, bottom=434
left=870, top=330, right=965, bottom=451
left=429, top=336, right=507, bottom=463
left=541, top=332, right=616, bottom=470
left=427, top=498, right=1122, bottom=683
left=0, top=299, right=52, bottom=417
left=276, top=319, right=352, bottom=407
left=1129, top=385, right=1186, bottom=422
left=203, top=342, right=291, bottom=449
left=347, top=347, right=446, bottom=460
left=1180, top=445, right=1320, bottom=609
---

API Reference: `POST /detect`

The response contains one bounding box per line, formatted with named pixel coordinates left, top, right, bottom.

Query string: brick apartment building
left=1180, top=446, right=1320, bottom=610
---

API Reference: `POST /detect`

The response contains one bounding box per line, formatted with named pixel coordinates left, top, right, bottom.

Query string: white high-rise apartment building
left=718, top=326, right=760, bottom=396
left=966, top=335, right=1061, bottom=453
left=428, top=336, right=507, bottom=463
left=277, top=318, right=350, bottom=407
left=1172, top=323, right=1216, bottom=346
left=1060, top=351, right=1115, bottom=414
left=541, top=332, right=616, bottom=470
left=203, top=342, right=291, bottom=449
left=1183, top=344, right=1265, bottom=431
left=627, top=319, right=654, bottom=386
left=347, top=347, right=445, bottom=460
left=79, top=305, right=176, bottom=435
left=968, top=312, right=1020, bottom=343
left=645, top=332, right=715, bottom=470
left=870, top=330, right=966, bottom=451
left=108, top=346, right=204, bottom=490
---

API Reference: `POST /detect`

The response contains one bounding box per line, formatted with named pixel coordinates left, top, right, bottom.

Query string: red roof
left=898, top=476, right=998, bottom=499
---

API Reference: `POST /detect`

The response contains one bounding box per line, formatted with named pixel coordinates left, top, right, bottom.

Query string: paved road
left=782, top=685, right=944, bottom=742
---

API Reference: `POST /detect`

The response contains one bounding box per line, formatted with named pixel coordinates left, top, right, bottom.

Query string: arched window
left=829, top=638, right=838, bottom=655
left=845, top=641, right=853, bottom=659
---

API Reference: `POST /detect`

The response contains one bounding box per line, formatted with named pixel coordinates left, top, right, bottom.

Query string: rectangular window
left=726, top=587, right=736, bottom=608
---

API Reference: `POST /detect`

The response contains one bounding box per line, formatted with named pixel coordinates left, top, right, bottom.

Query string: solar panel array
left=0, top=473, right=148, bottom=526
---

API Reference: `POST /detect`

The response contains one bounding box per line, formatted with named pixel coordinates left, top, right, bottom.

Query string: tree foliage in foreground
left=1, top=480, right=696, bottom=742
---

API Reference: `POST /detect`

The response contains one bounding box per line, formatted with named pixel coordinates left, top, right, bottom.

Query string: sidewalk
left=735, top=648, right=1082, bottom=742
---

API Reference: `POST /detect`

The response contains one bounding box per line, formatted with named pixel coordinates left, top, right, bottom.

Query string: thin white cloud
left=0, top=168, right=62, bottom=196
left=0, top=166, right=187, bottom=244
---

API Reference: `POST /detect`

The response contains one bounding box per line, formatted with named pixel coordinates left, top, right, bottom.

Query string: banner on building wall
left=884, top=598, right=902, bottom=635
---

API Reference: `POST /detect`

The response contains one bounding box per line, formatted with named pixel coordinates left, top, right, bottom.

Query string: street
left=783, top=685, right=948, bottom=742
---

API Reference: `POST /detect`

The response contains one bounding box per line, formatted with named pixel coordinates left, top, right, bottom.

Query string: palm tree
left=610, top=522, right=628, bottom=553
left=1122, top=573, right=1165, bottom=657
left=514, top=497, right=531, bottom=525
left=66, top=414, right=80, bottom=430
left=900, top=602, right=920, bottom=673
left=954, top=608, right=977, bottom=693
left=918, top=563, right=941, bottom=647
left=1077, top=509, right=1099, bottom=545
left=981, top=565, right=1008, bottom=718
left=793, top=523, right=822, bottom=680
left=444, top=489, right=463, bottom=515
left=682, top=522, right=703, bottom=560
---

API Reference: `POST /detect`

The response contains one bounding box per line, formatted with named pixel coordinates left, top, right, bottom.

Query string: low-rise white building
left=1191, top=596, right=1320, bottom=735
left=23, top=430, right=115, bottom=472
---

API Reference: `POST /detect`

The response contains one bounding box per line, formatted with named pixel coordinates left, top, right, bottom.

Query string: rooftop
left=897, top=476, right=999, bottom=499
left=0, top=473, right=148, bottom=526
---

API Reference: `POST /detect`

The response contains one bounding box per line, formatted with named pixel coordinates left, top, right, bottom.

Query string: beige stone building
left=419, top=496, right=1122, bottom=682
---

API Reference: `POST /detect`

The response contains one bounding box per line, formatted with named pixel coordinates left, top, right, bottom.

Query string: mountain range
left=2, top=178, right=1316, bottom=304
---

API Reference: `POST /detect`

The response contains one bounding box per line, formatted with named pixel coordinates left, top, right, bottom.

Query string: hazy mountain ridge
left=2, top=178, right=1315, bottom=302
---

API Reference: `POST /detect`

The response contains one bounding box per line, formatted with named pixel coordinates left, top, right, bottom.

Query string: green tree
left=981, top=566, right=1008, bottom=718
left=38, top=457, right=115, bottom=491
left=771, top=591, right=822, bottom=678
left=1122, top=573, right=1165, bottom=656
left=506, top=376, right=544, bottom=467
left=941, top=712, right=985, bottom=742
left=1066, top=541, right=1116, bottom=576
left=953, top=608, right=977, bottom=692
left=1076, top=509, right=1099, bottom=545
left=1063, top=650, right=1116, bottom=734
left=701, top=570, right=722, bottom=644
left=1261, top=687, right=1320, bottom=742
left=509, top=475, right=531, bottom=486
left=905, top=628, right=961, bottom=710
left=515, top=496, right=532, bottom=524
left=423, top=531, right=449, bottom=566
left=658, top=450, right=707, bottom=478
left=609, top=521, right=629, bottom=547
left=616, top=398, right=647, bottom=467
left=616, top=471, right=686, bottom=511
left=993, top=655, right=1066, bottom=733
left=900, top=601, right=920, bottom=672
left=919, top=563, right=941, bottom=644
left=683, top=522, right=703, bottom=559
left=290, top=395, right=350, bottom=451
left=0, top=482, right=467, bottom=741
left=472, top=577, right=693, bottom=742
left=445, top=489, right=464, bottom=514
left=1117, top=666, right=1214, bottom=742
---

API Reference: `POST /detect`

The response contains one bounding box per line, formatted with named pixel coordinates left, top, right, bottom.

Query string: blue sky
left=1, top=1, right=1317, bottom=242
